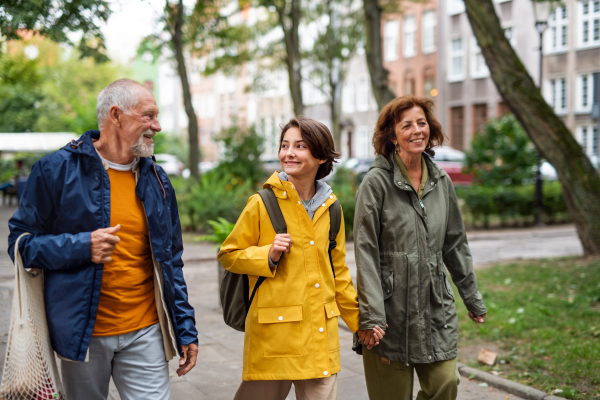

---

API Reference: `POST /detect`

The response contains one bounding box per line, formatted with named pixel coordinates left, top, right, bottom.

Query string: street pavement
left=0, top=203, right=583, bottom=399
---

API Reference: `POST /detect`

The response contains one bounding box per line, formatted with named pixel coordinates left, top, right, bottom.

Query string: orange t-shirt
left=93, top=168, right=159, bottom=336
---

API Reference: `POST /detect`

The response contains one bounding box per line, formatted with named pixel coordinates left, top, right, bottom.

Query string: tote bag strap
left=13, top=233, right=32, bottom=325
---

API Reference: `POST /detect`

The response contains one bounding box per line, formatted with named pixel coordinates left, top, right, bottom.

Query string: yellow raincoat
left=218, top=172, right=360, bottom=381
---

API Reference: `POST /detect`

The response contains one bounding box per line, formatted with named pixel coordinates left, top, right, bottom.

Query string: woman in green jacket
left=354, top=96, right=487, bottom=400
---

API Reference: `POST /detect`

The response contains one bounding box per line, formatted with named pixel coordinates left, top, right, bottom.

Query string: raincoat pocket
left=259, top=305, right=303, bottom=357
left=324, top=301, right=341, bottom=352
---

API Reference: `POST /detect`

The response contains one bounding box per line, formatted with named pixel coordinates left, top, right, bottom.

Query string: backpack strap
left=328, top=199, right=342, bottom=279
left=247, top=188, right=288, bottom=307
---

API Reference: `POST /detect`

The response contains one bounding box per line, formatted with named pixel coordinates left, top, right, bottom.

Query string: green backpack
left=219, top=187, right=342, bottom=332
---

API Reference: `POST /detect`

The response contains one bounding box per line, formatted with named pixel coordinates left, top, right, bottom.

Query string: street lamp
left=532, top=0, right=553, bottom=226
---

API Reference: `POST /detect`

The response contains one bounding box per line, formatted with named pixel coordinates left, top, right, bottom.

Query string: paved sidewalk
left=0, top=204, right=580, bottom=399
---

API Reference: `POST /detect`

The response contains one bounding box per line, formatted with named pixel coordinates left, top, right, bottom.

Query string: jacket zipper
left=404, top=253, right=410, bottom=366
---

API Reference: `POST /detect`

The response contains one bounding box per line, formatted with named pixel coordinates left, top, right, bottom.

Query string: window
left=450, top=106, right=465, bottom=150
left=422, top=11, right=437, bottom=54
left=546, top=6, right=568, bottom=53
left=545, top=77, right=568, bottom=114
left=424, top=76, right=436, bottom=98
left=356, top=126, right=372, bottom=158
left=576, top=74, right=596, bottom=113
left=384, top=20, right=400, bottom=61
left=405, top=78, right=415, bottom=95
left=473, top=104, right=488, bottom=135
left=578, top=0, right=600, bottom=47
left=448, top=37, right=465, bottom=82
left=356, top=78, right=370, bottom=111
left=578, top=125, right=600, bottom=158
left=470, top=38, right=489, bottom=79
left=342, top=80, right=355, bottom=113
left=403, top=16, right=417, bottom=58
left=448, top=0, right=465, bottom=15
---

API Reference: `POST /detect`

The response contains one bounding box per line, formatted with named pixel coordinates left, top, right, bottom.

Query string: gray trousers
left=61, top=323, right=170, bottom=400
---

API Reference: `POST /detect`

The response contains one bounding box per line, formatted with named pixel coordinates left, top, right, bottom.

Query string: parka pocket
left=381, top=272, right=394, bottom=300
left=324, top=301, right=341, bottom=352
left=259, top=305, right=303, bottom=357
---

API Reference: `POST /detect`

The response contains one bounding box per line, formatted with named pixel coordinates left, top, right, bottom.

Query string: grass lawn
left=454, top=257, right=600, bottom=399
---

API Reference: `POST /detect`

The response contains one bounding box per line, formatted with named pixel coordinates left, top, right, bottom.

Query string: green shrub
left=175, top=172, right=253, bottom=231
left=195, top=218, right=235, bottom=246
left=543, top=180, right=568, bottom=221
left=329, top=166, right=359, bottom=238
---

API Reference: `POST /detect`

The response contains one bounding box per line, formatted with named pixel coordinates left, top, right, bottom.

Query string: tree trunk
left=362, top=0, right=396, bottom=111
left=171, top=0, right=201, bottom=182
left=465, top=0, right=600, bottom=256
left=277, top=0, right=303, bottom=116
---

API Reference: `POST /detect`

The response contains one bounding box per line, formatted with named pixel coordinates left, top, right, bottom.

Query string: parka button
left=428, top=356, right=432, bottom=360
left=310, top=241, right=315, bottom=245
left=278, top=316, right=283, bottom=321
left=319, top=327, right=324, bottom=332
left=323, top=371, right=328, bottom=376
left=444, top=324, right=448, bottom=329
left=431, top=182, right=434, bottom=185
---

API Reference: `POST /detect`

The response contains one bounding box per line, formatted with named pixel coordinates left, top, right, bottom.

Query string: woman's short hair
left=279, top=117, right=341, bottom=180
left=372, top=96, right=446, bottom=158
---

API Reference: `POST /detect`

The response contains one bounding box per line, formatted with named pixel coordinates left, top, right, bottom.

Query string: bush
left=329, top=166, right=359, bottom=238
left=174, top=172, right=253, bottom=231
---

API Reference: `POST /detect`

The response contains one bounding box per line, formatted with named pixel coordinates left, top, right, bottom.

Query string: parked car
left=154, top=154, right=185, bottom=176
left=430, top=146, right=474, bottom=186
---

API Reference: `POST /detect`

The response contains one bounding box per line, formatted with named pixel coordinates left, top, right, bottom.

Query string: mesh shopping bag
left=0, top=233, right=65, bottom=400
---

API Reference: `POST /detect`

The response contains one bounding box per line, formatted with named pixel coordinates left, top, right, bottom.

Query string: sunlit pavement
left=0, top=204, right=583, bottom=399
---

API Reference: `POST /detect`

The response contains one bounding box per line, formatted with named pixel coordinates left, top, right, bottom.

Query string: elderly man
left=7, top=79, right=198, bottom=399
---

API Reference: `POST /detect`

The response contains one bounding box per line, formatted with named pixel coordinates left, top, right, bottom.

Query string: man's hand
left=358, top=325, right=386, bottom=350
left=177, top=343, right=198, bottom=376
left=269, top=233, right=292, bottom=262
left=468, top=311, right=486, bottom=323
left=90, top=225, right=121, bottom=264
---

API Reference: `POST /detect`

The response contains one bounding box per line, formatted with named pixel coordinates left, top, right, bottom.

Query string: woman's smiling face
left=392, top=106, right=430, bottom=156
left=279, top=127, right=325, bottom=179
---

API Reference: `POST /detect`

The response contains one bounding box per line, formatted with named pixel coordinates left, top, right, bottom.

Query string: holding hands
left=269, top=233, right=292, bottom=262
left=358, top=325, right=387, bottom=350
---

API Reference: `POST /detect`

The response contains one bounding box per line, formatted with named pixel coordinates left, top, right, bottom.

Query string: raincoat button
left=323, top=371, right=328, bottom=376
left=283, top=191, right=286, bottom=196
left=310, top=241, right=315, bottom=245
left=329, top=195, right=333, bottom=199
left=319, top=327, right=324, bottom=332
left=278, top=316, right=283, bottom=321
left=315, top=283, right=320, bottom=288
left=321, top=203, right=326, bottom=207
left=291, top=185, right=294, bottom=189
left=298, top=201, right=301, bottom=205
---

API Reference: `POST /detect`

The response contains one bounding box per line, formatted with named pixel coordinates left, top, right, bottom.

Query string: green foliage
left=458, top=181, right=568, bottom=227
left=0, top=0, right=111, bottom=63
left=456, top=258, right=600, bottom=399
left=0, top=153, right=40, bottom=182
left=0, top=37, right=123, bottom=133
left=464, top=115, right=538, bottom=186
left=329, top=166, right=359, bottom=237
left=195, top=218, right=235, bottom=246
left=174, top=173, right=253, bottom=231
left=212, top=123, right=265, bottom=188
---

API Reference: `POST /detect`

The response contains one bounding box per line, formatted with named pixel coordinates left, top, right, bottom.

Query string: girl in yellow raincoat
left=219, top=118, right=384, bottom=400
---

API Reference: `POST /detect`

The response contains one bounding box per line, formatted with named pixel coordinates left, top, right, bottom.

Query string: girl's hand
left=269, top=234, right=292, bottom=262
left=358, top=325, right=386, bottom=349
left=468, top=311, right=486, bottom=323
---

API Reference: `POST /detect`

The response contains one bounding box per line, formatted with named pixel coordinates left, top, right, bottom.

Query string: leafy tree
left=0, top=0, right=110, bottom=63
left=464, top=0, right=600, bottom=255
left=463, top=115, right=538, bottom=187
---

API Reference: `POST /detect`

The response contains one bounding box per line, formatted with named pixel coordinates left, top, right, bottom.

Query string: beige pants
left=233, top=374, right=337, bottom=400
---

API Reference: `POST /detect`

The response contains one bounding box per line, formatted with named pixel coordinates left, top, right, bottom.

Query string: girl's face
left=392, top=106, right=430, bottom=156
left=279, top=127, right=325, bottom=179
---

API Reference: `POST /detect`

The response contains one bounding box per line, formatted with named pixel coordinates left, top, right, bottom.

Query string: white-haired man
left=8, top=79, right=198, bottom=400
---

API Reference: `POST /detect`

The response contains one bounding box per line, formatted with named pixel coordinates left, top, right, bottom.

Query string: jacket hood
left=369, top=153, right=446, bottom=183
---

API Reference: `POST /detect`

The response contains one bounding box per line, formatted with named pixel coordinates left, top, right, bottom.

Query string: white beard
left=131, top=130, right=154, bottom=158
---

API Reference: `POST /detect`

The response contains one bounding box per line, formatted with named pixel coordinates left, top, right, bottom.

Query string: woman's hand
left=358, top=325, right=387, bottom=350
left=269, top=233, right=292, bottom=262
left=468, top=311, right=486, bottom=323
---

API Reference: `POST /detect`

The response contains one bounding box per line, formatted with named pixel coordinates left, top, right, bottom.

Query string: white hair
left=96, top=79, right=148, bottom=129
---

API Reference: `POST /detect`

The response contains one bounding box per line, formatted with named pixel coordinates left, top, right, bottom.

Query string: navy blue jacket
left=8, top=130, right=198, bottom=362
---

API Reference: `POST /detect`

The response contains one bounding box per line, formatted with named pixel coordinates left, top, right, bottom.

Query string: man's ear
left=109, top=106, right=122, bottom=128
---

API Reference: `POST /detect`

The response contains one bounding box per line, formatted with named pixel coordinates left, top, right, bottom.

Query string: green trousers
left=362, top=346, right=460, bottom=400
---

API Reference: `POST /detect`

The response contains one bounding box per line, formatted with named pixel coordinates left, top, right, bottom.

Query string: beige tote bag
left=0, top=233, right=65, bottom=400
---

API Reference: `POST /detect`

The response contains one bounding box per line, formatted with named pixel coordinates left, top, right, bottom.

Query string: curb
left=457, top=363, right=567, bottom=400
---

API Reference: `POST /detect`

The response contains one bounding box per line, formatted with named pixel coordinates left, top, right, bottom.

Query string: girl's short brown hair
left=372, top=96, right=446, bottom=158
left=279, top=117, right=341, bottom=180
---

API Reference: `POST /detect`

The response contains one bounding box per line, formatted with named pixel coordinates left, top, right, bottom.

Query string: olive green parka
left=354, top=154, right=487, bottom=364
